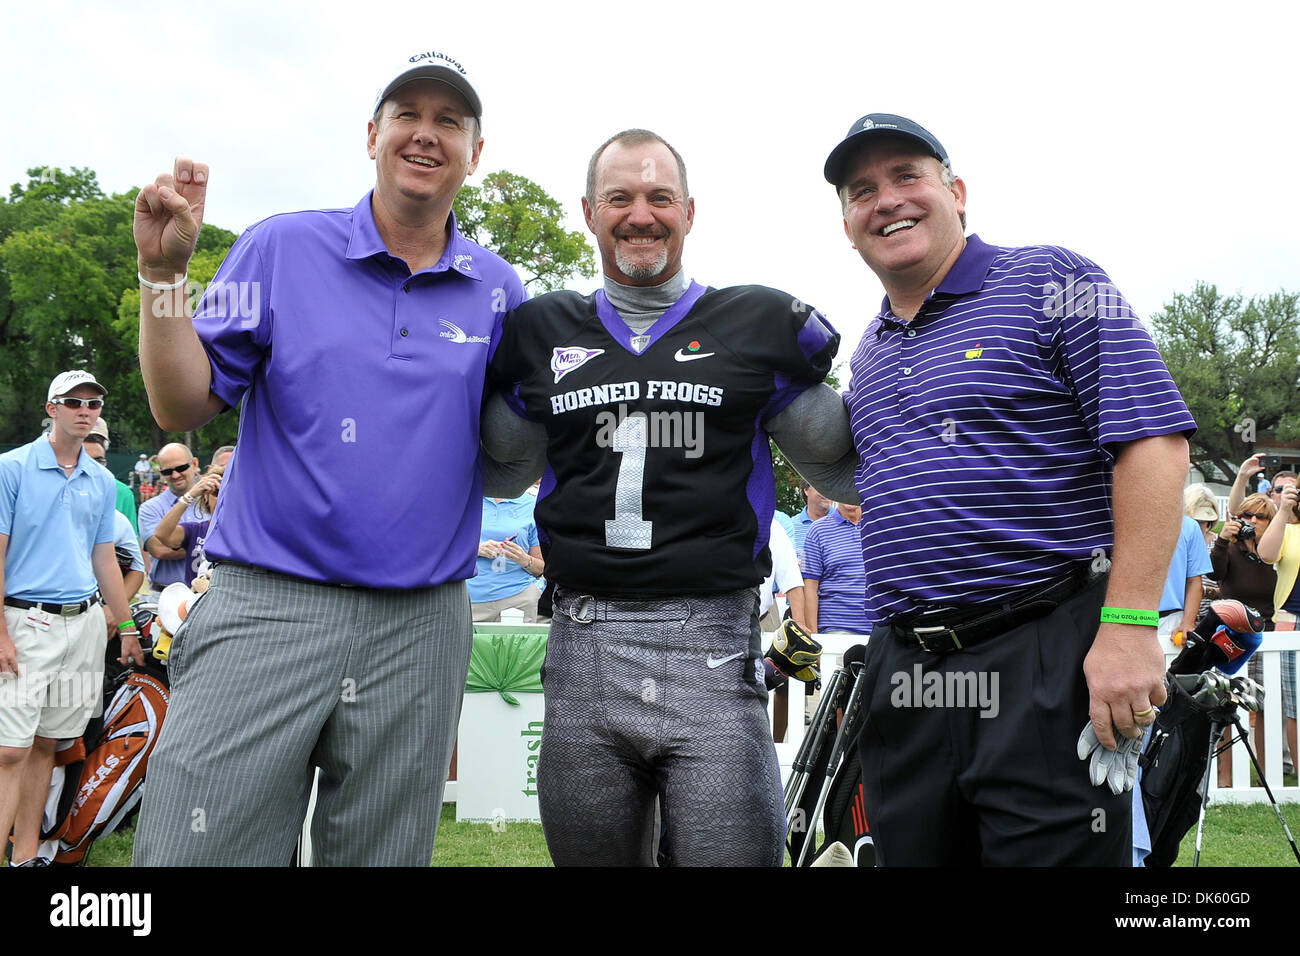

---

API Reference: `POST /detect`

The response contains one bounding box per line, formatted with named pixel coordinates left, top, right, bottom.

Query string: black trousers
left=857, top=576, right=1132, bottom=866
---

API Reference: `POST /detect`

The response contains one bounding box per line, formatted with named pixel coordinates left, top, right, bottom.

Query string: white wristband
left=138, top=272, right=188, bottom=291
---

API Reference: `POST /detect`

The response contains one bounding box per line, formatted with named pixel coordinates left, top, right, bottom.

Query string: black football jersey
left=489, top=281, right=839, bottom=595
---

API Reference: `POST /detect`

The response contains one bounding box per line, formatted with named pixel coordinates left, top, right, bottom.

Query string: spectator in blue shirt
left=1157, top=514, right=1214, bottom=642
left=469, top=496, right=545, bottom=621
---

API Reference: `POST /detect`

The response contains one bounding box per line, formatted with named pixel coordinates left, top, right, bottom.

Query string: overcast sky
left=3, top=0, right=1296, bottom=366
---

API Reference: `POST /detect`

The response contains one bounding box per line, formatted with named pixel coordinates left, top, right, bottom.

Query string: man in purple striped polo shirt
left=825, top=113, right=1196, bottom=865
left=802, top=502, right=872, bottom=634
left=130, top=51, right=525, bottom=866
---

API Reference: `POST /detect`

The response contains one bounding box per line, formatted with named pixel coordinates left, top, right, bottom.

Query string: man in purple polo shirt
left=790, top=480, right=833, bottom=568
left=825, top=113, right=1196, bottom=865
left=130, top=51, right=525, bottom=866
left=802, top=502, right=872, bottom=634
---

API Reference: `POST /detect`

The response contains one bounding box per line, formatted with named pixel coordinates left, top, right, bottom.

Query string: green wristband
left=119, top=619, right=137, bottom=631
left=1100, top=607, right=1159, bottom=627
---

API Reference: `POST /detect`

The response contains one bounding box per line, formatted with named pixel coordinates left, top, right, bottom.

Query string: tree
left=0, top=166, right=238, bottom=457
left=454, top=171, right=595, bottom=291
left=2, top=165, right=592, bottom=460
left=1150, top=282, right=1300, bottom=481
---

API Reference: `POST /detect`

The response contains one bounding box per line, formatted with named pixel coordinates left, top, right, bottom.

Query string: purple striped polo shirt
left=803, top=508, right=873, bottom=632
left=846, top=234, right=1196, bottom=623
left=193, top=193, right=526, bottom=588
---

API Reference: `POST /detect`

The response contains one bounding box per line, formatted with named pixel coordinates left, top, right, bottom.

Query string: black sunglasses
left=1238, top=512, right=1267, bottom=521
left=159, top=463, right=193, bottom=477
left=52, top=397, right=104, bottom=409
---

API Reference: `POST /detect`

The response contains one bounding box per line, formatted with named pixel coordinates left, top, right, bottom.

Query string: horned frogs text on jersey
left=489, top=281, right=839, bottom=595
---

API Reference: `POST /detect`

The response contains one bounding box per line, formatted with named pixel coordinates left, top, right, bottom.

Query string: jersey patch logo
left=551, top=346, right=605, bottom=383
left=674, top=347, right=715, bottom=363
left=439, top=319, right=491, bottom=345
left=963, top=342, right=984, bottom=359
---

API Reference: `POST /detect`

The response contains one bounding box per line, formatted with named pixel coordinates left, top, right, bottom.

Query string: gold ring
left=1133, top=706, right=1155, bottom=718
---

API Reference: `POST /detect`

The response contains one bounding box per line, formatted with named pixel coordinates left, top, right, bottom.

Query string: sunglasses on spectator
left=159, top=463, right=193, bottom=477
left=1238, top=512, right=1267, bottom=520
left=1275, top=486, right=1292, bottom=495
left=51, top=397, right=104, bottom=409
left=90, top=455, right=108, bottom=465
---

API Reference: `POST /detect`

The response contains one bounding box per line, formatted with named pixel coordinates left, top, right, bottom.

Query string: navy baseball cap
left=376, top=50, right=482, bottom=119
left=823, top=113, right=949, bottom=187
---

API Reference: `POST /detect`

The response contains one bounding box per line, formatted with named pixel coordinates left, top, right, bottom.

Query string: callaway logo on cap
left=376, top=49, right=482, bottom=119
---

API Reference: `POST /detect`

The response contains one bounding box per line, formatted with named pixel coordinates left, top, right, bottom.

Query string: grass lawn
left=76, top=800, right=1300, bottom=867
left=81, top=804, right=552, bottom=867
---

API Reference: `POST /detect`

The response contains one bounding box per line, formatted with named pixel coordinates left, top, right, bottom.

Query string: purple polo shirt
left=846, top=235, right=1197, bottom=622
left=802, top=510, right=872, bottom=632
left=193, top=193, right=526, bottom=588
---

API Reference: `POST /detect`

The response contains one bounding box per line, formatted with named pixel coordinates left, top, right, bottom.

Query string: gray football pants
left=133, top=562, right=471, bottom=866
left=539, top=588, right=784, bottom=866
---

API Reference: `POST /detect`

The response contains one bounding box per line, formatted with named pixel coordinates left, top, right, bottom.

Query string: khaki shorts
left=0, top=603, right=106, bottom=748
left=470, top=583, right=544, bottom=623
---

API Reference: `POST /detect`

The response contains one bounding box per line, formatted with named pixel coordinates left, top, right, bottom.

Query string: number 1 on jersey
left=605, top=413, right=653, bottom=550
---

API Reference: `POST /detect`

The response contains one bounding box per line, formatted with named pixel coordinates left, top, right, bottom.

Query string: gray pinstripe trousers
left=132, top=562, right=472, bottom=866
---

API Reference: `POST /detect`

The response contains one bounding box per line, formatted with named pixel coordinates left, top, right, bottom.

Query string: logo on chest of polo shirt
left=963, top=342, right=984, bottom=359
left=551, top=346, right=605, bottom=383
left=439, top=319, right=491, bottom=345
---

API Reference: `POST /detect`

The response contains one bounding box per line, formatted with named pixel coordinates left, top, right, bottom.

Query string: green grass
left=1173, top=802, right=1300, bottom=866
left=71, top=801, right=1300, bottom=866
left=430, top=805, right=552, bottom=867
left=80, top=805, right=552, bottom=867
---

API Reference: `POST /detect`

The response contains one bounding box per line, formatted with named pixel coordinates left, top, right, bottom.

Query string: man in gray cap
left=131, top=50, right=524, bottom=865
left=824, top=113, right=1196, bottom=865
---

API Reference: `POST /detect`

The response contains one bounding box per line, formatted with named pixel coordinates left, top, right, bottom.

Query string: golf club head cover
left=765, top=619, right=823, bottom=683
left=1171, top=599, right=1265, bottom=676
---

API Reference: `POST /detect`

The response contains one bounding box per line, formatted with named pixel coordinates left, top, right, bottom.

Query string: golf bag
left=787, top=645, right=876, bottom=867
left=1139, top=675, right=1227, bottom=867
left=53, top=661, right=170, bottom=864
left=815, top=747, right=875, bottom=866
left=37, top=601, right=170, bottom=866
left=1141, top=599, right=1274, bottom=867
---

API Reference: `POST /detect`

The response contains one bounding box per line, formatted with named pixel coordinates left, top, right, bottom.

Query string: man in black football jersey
left=484, top=129, right=854, bottom=866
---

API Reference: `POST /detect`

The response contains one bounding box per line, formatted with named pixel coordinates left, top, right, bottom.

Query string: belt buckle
left=913, top=624, right=961, bottom=653
left=60, top=603, right=81, bottom=617
left=570, top=595, right=595, bottom=624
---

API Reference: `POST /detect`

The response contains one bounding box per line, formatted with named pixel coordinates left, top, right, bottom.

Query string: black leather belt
left=892, top=568, right=1094, bottom=654
left=5, top=595, right=101, bottom=617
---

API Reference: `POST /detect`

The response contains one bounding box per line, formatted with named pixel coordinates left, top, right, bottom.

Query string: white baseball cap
left=48, top=369, right=106, bottom=402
